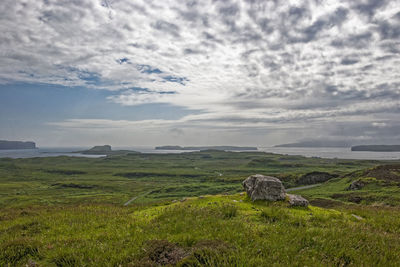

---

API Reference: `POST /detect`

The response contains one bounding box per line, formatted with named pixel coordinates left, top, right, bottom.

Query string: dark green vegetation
left=351, top=145, right=400, bottom=152
left=0, top=140, right=36, bottom=150
left=1, top=151, right=400, bottom=266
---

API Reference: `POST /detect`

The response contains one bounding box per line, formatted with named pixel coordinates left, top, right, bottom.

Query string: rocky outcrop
left=348, top=180, right=365, bottom=190
left=243, top=174, right=286, bottom=201
left=0, top=140, right=36, bottom=150
left=287, top=194, right=309, bottom=207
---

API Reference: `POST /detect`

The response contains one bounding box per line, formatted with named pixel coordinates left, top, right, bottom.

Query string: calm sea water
left=258, top=147, right=400, bottom=160
left=0, top=147, right=105, bottom=159
left=1, top=146, right=400, bottom=160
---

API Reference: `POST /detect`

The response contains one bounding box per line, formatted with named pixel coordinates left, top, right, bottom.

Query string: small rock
left=172, top=200, right=178, bottom=203
left=180, top=198, right=187, bottom=202
left=242, top=174, right=286, bottom=201
left=348, top=180, right=365, bottom=190
left=287, top=194, right=309, bottom=207
left=198, top=196, right=205, bottom=199
left=351, top=214, right=364, bottom=220
left=233, top=200, right=238, bottom=202
left=239, top=192, right=245, bottom=196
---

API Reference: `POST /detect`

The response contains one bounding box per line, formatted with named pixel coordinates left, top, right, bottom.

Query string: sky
left=0, top=0, right=399, bottom=147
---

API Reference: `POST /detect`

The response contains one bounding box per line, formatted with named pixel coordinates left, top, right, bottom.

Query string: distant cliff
left=351, top=145, right=400, bottom=152
left=0, top=140, right=36, bottom=150
left=155, top=146, right=258, bottom=151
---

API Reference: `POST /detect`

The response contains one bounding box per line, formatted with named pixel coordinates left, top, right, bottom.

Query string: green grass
left=1, top=151, right=400, bottom=265
left=1, top=195, right=399, bottom=266
left=0, top=151, right=396, bottom=207
left=296, top=174, right=400, bottom=206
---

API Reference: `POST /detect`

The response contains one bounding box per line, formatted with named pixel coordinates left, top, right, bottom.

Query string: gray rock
left=351, top=214, right=364, bottom=220
left=242, top=174, right=286, bottom=201
left=287, top=194, right=309, bottom=207
left=348, top=180, right=365, bottom=190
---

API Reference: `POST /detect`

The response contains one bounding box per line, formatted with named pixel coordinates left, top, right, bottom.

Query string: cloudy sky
left=0, top=0, right=399, bottom=147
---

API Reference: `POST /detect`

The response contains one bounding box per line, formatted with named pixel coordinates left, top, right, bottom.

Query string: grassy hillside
left=1, top=194, right=400, bottom=266
left=297, top=164, right=400, bottom=206
left=1, top=151, right=400, bottom=266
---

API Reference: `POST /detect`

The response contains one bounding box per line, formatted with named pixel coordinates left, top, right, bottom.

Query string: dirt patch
left=45, top=169, right=87, bottom=175
left=309, top=198, right=343, bottom=208
left=115, top=172, right=202, bottom=178
left=297, top=172, right=338, bottom=185
left=331, top=193, right=364, bottom=204
left=141, top=240, right=187, bottom=266
left=363, top=165, right=400, bottom=182
left=51, top=183, right=95, bottom=189
left=180, top=240, right=234, bottom=266
left=135, top=239, right=234, bottom=266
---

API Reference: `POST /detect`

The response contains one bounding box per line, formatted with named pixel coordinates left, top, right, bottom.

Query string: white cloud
left=1, top=0, right=400, bottom=145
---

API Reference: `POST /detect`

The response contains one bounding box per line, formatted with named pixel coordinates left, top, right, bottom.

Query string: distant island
left=79, top=145, right=140, bottom=155
left=0, top=140, right=36, bottom=150
left=155, top=145, right=258, bottom=151
left=275, top=141, right=350, bottom=148
left=351, top=145, right=400, bottom=152
left=84, top=145, right=112, bottom=153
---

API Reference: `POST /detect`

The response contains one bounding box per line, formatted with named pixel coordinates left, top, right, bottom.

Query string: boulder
left=242, top=174, right=286, bottom=201
left=287, top=194, right=309, bottom=207
left=348, top=180, right=365, bottom=190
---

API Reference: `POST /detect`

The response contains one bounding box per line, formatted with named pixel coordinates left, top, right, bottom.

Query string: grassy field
left=0, top=151, right=396, bottom=207
left=1, top=151, right=400, bottom=266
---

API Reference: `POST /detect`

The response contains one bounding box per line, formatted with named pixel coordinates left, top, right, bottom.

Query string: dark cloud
left=331, top=32, right=373, bottom=49
left=219, top=3, right=240, bottom=17
left=341, top=58, right=359, bottom=65
left=151, top=20, right=181, bottom=37
left=183, top=48, right=205, bottom=55
left=377, top=20, right=400, bottom=40
left=354, top=0, right=388, bottom=18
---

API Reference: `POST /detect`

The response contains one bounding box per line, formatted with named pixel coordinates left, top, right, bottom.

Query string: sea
left=1, top=146, right=400, bottom=160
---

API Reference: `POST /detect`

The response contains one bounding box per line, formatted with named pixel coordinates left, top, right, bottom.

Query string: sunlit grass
left=1, top=194, right=399, bottom=266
